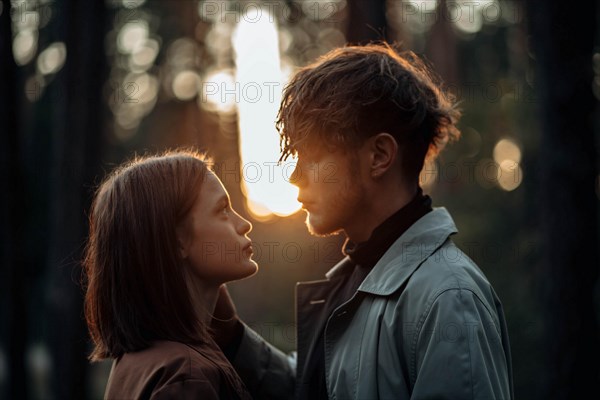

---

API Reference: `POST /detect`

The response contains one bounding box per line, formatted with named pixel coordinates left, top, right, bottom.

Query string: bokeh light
left=129, top=38, right=159, bottom=72
left=497, top=159, right=523, bottom=191
left=111, top=72, right=159, bottom=133
left=13, top=29, right=38, bottom=65
left=37, top=42, right=66, bottom=75
left=122, top=0, right=146, bottom=8
left=493, top=138, right=522, bottom=163
left=117, top=21, right=149, bottom=53
left=172, top=70, right=200, bottom=100
left=493, top=138, right=523, bottom=191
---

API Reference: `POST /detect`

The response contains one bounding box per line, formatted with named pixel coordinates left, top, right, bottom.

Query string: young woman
left=83, top=150, right=255, bottom=399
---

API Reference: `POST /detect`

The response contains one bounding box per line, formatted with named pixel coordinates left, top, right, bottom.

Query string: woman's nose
left=237, top=213, right=252, bottom=235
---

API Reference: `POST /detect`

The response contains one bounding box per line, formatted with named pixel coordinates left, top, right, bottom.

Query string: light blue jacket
left=232, top=208, right=514, bottom=399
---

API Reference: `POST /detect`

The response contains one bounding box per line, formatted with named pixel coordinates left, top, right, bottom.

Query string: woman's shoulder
left=105, top=340, right=223, bottom=399
left=125, top=340, right=221, bottom=379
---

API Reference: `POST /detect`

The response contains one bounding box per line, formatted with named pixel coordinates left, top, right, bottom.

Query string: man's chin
left=305, top=214, right=340, bottom=237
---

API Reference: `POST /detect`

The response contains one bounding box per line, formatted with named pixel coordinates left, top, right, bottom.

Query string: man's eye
left=222, top=205, right=230, bottom=215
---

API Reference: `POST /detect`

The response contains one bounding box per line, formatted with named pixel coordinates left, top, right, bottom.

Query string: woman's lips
left=242, top=242, right=253, bottom=256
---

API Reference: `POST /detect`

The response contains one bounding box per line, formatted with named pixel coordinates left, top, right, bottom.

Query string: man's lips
left=298, top=199, right=314, bottom=210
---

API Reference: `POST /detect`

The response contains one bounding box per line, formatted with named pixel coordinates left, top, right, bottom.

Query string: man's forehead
left=295, top=139, right=338, bottom=158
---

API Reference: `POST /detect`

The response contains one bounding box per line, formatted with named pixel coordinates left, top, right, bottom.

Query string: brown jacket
left=104, top=340, right=252, bottom=400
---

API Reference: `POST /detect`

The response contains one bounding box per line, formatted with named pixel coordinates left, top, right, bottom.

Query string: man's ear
left=369, top=132, right=398, bottom=178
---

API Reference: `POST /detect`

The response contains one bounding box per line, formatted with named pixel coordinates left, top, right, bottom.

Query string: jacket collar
left=325, top=207, right=458, bottom=296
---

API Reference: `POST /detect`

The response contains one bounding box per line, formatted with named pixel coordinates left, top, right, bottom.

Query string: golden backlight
left=232, top=10, right=301, bottom=219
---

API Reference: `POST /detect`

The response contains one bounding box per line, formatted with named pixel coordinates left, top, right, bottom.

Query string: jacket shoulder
left=105, top=341, right=221, bottom=399
left=129, top=340, right=219, bottom=379
left=401, top=239, right=500, bottom=319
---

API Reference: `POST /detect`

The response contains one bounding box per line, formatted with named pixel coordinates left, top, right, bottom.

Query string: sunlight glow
left=199, top=69, right=237, bottom=114
left=419, top=161, right=438, bottom=191
left=232, top=10, right=301, bottom=218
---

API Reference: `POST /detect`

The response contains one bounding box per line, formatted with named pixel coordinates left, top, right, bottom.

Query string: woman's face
left=178, top=171, right=257, bottom=285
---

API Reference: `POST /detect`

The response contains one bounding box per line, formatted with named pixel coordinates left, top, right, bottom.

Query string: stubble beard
left=304, top=175, right=365, bottom=238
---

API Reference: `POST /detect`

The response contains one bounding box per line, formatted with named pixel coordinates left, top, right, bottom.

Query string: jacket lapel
left=295, top=258, right=354, bottom=391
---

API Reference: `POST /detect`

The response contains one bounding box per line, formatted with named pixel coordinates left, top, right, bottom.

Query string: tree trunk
left=425, top=0, right=458, bottom=86
left=46, top=0, right=109, bottom=398
left=0, top=0, right=28, bottom=398
left=528, top=1, right=600, bottom=398
left=346, top=0, right=391, bottom=44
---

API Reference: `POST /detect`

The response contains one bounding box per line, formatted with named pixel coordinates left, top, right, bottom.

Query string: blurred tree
left=425, top=0, right=458, bottom=85
left=528, top=1, right=600, bottom=398
left=143, top=0, right=204, bottom=149
left=0, top=0, right=28, bottom=398
left=346, top=0, right=390, bottom=43
left=44, top=0, right=110, bottom=398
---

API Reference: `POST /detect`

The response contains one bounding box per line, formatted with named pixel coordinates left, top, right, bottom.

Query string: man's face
left=290, top=144, right=366, bottom=237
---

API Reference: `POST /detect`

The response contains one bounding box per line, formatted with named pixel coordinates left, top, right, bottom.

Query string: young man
left=213, top=43, right=514, bottom=399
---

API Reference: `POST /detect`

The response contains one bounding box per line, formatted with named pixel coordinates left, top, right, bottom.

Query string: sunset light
left=232, top=10, right=300, bottom=218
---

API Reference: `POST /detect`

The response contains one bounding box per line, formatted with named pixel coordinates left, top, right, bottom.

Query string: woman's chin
left=233, top=260, right=259, bottom=281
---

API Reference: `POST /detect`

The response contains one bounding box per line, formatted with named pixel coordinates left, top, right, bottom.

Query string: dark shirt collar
left=342, top=188, right=433, bottom=269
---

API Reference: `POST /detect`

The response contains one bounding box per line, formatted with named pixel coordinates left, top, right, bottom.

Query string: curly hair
left=276, top=42, right=461, bottom=180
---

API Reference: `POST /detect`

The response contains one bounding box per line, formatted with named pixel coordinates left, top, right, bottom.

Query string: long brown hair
left=83, top=150, right=211, bottom=361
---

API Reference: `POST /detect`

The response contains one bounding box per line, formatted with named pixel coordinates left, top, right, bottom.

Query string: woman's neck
left=184, top=271, right=220, bottom=326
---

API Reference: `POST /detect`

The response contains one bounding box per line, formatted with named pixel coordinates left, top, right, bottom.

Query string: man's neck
left=344, top=183, right=418, bottom=243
